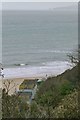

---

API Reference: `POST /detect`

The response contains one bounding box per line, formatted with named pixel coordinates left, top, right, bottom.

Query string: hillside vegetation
left=2, top=64, right=80, bottom=118
left=34, top=64, right=79, bottom=118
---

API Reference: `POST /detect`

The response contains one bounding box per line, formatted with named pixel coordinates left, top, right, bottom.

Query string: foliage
left=2, top=89, right=29, bottom=118
left=2, top=63, right=79, bottom=118
left=30, top=102, right=43, bottom=118
left=52, top=90, right=79, bottom=118
left=59, top=81, right=74, bottom=95
left=19, top=79, right=37, bottom=90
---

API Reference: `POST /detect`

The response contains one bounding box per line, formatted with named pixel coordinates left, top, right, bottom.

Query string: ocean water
left=2, top=10, right=78, bottom=78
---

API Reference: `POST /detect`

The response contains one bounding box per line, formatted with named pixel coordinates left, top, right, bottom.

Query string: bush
left=59, top=81, right=74, bottom=96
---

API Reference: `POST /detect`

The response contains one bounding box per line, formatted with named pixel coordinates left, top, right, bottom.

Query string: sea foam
left=2, top=61, right=75, bottom=79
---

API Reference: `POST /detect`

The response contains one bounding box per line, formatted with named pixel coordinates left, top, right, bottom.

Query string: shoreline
left=2, top=76, right=43, bottom=80
left=2, top=61, right=74, bottom=80
left=1, top=61, right=75, bottom=95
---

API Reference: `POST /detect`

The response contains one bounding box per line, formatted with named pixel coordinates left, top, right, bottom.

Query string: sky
left=1, top=0, right=79, bottom=2
left=2, top=2, right=78, bottom=10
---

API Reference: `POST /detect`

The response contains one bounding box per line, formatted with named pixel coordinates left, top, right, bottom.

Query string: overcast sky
left=2, top=2, right=77, bottom=10
left=1, top=0, right=79, bottom=2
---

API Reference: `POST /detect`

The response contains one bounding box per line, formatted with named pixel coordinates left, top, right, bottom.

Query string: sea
left=2, top=9, right=78, bottom=78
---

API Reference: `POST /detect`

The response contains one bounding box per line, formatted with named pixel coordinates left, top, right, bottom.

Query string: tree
left=67, top=45, right=80, bottom=64
left=2, top=79, right=19, bottom=95
left=2, top=80, right=29, bottom=118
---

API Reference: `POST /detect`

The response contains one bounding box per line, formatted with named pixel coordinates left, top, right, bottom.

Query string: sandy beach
left=0, top=61, right=74, bottom=95
left=1, top=77, right=42, bottom=95
left=2, top=78, right=25, bottom=95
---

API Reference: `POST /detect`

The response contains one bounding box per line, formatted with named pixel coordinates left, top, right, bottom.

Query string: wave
left=2, top=61, right=75, bottom=79
left=37, top=50, right=72, bottom=54
left=3, top=49, right=72, bottom=56
left=14, top=63, right=28, bottom=66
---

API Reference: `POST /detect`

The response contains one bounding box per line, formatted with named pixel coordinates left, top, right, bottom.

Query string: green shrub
left=60, top=81, right=74, bottom=96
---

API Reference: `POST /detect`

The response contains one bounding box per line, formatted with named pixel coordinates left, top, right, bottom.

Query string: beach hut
left=37, top=79, right=43, bottom=86
left=37, top=79, right=43, bottom=83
